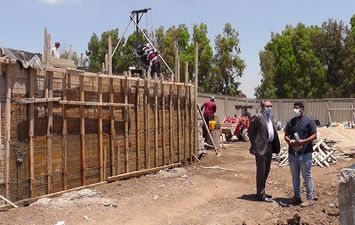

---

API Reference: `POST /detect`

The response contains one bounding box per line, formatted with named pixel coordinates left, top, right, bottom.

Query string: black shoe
left=265, top=193, right=272, bottom=198
left=288, top=196, right=302, bottom=205
left=257, top=195, right=273, bottom=203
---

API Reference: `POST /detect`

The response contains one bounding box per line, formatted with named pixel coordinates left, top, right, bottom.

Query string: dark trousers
left=255, top=143, right=273, bottom=196
left=203, top=116, right=211, bottom=141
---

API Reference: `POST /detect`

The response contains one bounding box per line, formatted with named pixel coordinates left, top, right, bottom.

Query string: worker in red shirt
left=201, top=96, right=217, bottom=140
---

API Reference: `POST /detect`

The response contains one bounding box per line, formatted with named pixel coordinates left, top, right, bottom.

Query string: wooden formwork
left=0, top=62, right=197, bottom=204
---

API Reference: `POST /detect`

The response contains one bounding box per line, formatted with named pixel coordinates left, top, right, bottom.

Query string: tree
left=341, top=15, right=355, bottom=97
left=86, top=33, right=101, bottom=72
left=256, top=23, right=329, bottom=99
left=60, top=50, right=80, bottom=65
left=187, top=23, right=214, bottom=89
left=212, top=23, right=245, bottom=96
left=313, top=19, right=347, bottom=97
left=86, top=29, right=122, bottom=73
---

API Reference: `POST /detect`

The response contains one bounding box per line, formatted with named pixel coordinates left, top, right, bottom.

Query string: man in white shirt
left=247, top=100, right=280, bottom=202
left=50, top=42, right=61, bottom=58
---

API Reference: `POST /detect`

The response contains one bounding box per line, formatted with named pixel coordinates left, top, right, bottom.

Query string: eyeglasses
left=265, top=105, right=272, bottom=108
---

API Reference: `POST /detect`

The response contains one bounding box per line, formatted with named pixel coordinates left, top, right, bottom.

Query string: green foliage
left=60, top=51, right=80, bottom=65
left=85, top=23, right=245, bottom=96
left=256, top=16, right=354, bottom=99
left=212, top=23, right=246, bottom=96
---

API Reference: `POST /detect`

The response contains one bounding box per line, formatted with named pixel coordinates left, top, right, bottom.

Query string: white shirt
left=50, top=47, right=60, bottom=58
left=264, top=115, right=274, bottom=142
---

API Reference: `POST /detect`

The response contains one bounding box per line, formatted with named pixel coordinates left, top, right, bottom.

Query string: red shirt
left=201, top=101, right=216, bottom=118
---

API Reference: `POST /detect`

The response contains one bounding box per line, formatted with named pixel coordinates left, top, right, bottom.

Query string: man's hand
left=289, top=139, right=303, bottom=151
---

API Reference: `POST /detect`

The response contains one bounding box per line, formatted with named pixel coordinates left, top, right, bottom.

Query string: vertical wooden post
left=184, top=84, right=188, bottom=164
left=135, top=80, right=140, bottom=171
left=46, top=72, right=53, bottom=193
left=124, top=77, right=129, bottom=172
left=109, top=78, right=116, bottom=175
left=28, top=69, right=35, bottom=197
left=175, top=49, right=179, bottom=82
left=185, top=62, right=189, bottom=83
left=108, top=35, right=113, bottom=75
left=154, top=80, right=158, bottom=167
left=98, top=77, right=104, bottom=181
left=62, top=73, right=68, bottom=190
left=144, top=79, right=150, bottom=169
left=161, top=81, right=166, bottom=165
left=105, top=54, right=108, bottom=74
left=189, top=85, right=194, bottom=163
left=177, top=86, right=181, bottom=162
left=194, top=42, right=199, bottom=160
left=79, top=75, right=86, bottom=186
left=4, top=68, right=11, bottom=200
left=169, top=83, right=173, bottom=164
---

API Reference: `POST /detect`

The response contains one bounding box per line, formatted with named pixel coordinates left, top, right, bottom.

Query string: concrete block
left=339, top=164, right=355, bottom=225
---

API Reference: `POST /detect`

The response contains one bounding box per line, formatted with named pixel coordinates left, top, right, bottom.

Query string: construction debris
left=200, top=166, right=238, bottom=172
left=275, top=139, right=353, bottom=167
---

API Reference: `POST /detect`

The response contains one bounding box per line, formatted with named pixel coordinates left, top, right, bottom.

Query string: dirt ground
left=0, top=139, right=354, bottom=225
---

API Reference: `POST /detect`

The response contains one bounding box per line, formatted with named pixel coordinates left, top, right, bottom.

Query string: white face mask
left=293, top=108, right=301, bottom=117
left=264, top=108, right=272, bottom=116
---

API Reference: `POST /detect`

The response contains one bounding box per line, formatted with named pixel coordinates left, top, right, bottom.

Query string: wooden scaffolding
left=0, top=57, right=197, bottom=205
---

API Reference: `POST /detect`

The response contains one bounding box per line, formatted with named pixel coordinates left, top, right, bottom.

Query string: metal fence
left=198, top=93, right=355, bottom=126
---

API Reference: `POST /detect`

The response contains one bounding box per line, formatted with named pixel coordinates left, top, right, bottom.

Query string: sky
left=0, top=0, right=354, bottom=97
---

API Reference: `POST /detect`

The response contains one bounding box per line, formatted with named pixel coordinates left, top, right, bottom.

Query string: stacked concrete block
left=339, top=165, right=355, bottom=225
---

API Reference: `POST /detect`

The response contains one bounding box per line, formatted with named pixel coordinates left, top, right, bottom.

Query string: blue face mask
left=264, top=108, right=272, bottom=116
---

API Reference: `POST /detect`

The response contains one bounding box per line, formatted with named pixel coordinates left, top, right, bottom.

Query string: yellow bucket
left=209, top=120, right=217, bottom=131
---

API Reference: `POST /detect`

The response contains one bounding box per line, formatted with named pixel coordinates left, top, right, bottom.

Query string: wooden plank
left=48, top=58, right=76, bottom=69
left=185, top=62, right=188, bottom=82
left=0, top=57, right=16, bottom=64
left=79, top=75, right=86, bottom=185
left=189, top=85, right=193, bottom=163
left=62, top=73, right=68, bottom=190
left=58, top=100, right=133, bottom=107
left=154, top=80, right=158, bottom=167
left=109, top=78, right=116, bottom=176
left=108, top=35, right=112, bottom=75
left=98, top=77, right=104, bottom=181
left=124, top=77, right=129, bottom=172
left=144, top=78, right=150, bottom=169
left=17, top=97, right=61, bottom=104
left=184, top=83, right=188, bottom=164
left=28, top=69, right=35, bottom=197
left=46, top=72, right=53, bottom=194
left=107, top=163, right=182, bottom=183
left=136, top=80, right=140, bottom=171
left=161, top=81, right=166, bottom=165
left=194, top=43, right=199, bottom=162
left=177, top=86, right=181, bottom=162
left=44, top=66, right=194, bottom=86
left=169, top=83, right=173, bottom=164
left=4, top=68, right=11, bottom=200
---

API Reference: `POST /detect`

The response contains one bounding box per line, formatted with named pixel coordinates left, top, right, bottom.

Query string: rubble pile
left=275, top=139, right=353, bottom=167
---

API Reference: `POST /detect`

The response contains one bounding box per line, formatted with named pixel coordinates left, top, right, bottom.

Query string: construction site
left=1, top=6, right=355, bottom=225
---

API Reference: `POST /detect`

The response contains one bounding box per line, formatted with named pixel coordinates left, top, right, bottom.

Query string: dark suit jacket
left=247, top=113, right=280, bottom=156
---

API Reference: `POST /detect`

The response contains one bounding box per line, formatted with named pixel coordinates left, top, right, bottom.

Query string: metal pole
left=130, top=16, right=175, bottom=77
left=112, top=20, right=132, bottom=58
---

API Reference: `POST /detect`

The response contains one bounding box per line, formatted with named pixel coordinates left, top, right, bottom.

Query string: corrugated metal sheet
left=198, top=93, right=355, bottom=126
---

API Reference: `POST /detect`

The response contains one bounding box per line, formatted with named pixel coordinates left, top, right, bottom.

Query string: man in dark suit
left=247, top=100, right=280, bottom=202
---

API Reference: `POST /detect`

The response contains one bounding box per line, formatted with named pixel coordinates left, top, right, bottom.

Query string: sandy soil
left=0, top=141, right=353, bottom=225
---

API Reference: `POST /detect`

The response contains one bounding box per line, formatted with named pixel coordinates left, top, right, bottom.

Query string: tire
left=225, top=133, right=233, bottom=142
left=238, top=129, right=249, bottom=142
